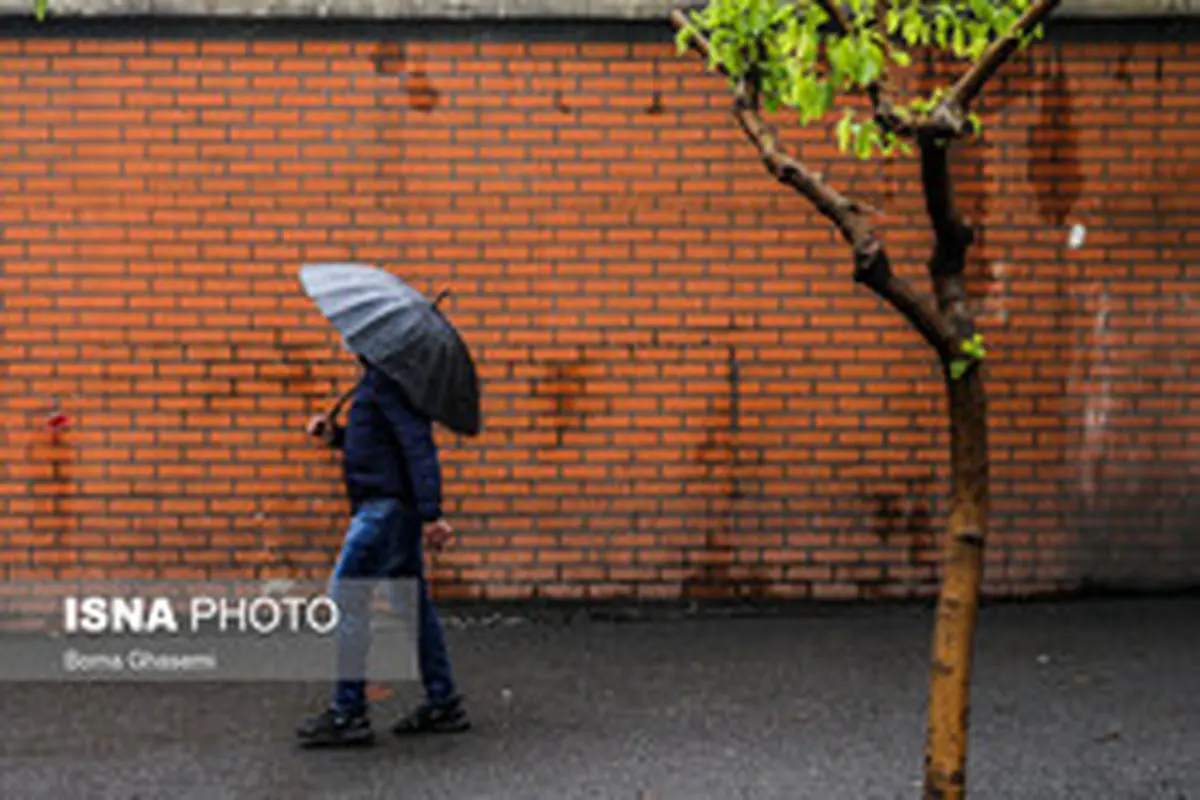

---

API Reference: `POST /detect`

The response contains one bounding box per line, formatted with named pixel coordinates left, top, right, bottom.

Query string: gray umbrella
left=298, top=262, right=481, bottom=437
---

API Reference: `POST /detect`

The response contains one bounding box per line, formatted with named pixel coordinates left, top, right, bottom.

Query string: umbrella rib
left=348, top=313, right=424, bottom=352
left=324, top=291, right=408, bottom=316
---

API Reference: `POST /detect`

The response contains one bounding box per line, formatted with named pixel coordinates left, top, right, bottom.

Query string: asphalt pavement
left=0, top=598, right=1196, bottom=800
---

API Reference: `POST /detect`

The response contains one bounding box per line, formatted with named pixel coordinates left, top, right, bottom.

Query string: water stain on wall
left=373, top=42, right=441, bottom=113
left=1030, top=44, right=1081, bottom=227
left=681, top=343, right=773, bottom=601
left=552, top=56, right=572, bottom=114
left=644, top=55, right=665, bottom=116
left=531, top=351, right=590, bottom=447
left=23, top=398, right=77, bottom=562
left=869, top=478, right=936, bottom=568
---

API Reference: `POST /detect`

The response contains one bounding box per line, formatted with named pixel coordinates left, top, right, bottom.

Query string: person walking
left=295, top=355, right=471, bottom=748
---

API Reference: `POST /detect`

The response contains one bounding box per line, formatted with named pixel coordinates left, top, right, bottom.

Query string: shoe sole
left=392, top=720, right=471, bottom=736
left=297, top=730, right=376, bottom=749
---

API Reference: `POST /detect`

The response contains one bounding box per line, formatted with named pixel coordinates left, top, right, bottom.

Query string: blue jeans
left=330, top=497, right=457, bottom=715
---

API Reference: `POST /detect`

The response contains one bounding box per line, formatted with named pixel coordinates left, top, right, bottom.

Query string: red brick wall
left=1, top=21, right=1196, bottom=601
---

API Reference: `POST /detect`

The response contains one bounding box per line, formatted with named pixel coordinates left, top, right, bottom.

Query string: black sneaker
left=391, top=696, right=471, bottom=735
left=296, top=707, right=375, bottom=748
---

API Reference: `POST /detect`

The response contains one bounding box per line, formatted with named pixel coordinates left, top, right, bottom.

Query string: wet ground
left=0, top=598, right=1196, bottom=799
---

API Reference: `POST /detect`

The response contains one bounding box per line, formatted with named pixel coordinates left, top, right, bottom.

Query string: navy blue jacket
left=327, top=362, right=443, bottom=521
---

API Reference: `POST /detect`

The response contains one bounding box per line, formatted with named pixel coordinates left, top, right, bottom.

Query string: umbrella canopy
left=298, top=263, right=481, bottom=438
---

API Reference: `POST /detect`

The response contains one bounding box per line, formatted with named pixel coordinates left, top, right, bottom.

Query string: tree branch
left=920, top=138, right=975, bottom=342
left=917, top=0, right=1059, bottom=338
left=730, top=102, right=865, bottom=244
left=671, top=8, right=956, bottom=362
left=922, top=0, right=1062, bottom=138
left=948, top=0, right=1061, bottom=111
left=868, top=79, right=916, bottom=139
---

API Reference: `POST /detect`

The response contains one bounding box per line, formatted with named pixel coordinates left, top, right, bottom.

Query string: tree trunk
left=923, top=366, right=990, bottom=800
left=918, top=124, right=990, bottom=798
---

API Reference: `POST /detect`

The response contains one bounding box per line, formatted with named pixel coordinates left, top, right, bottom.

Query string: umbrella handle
left=325, top=378, right=361, bottom=419
left=432, top=288, right=451, bottom=309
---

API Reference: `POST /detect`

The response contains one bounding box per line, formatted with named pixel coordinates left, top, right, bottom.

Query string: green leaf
left=967, top=22, right=991, bottom=60
left=959, top=334, right=988, bottom=360
left=853, top=121, right=873, bottom=159
left=968, top=0, right=995, bottom=25
left=751, top=0, right=771, bottom=35
left=934, top=14, right=950, bottom=47
left=794, top=75, right=816, bottom=122
left=857, top=45, right=881, bottom=86
left=994, top=7, right=1018, bottom=36
left=827, top=35, right=850, bottom=78
left=952, top=23, right=967, bottom=57
left=36, top=0, right=47, bottom=19
left=885, top=8, right=900, bottom=34
left=777, top=18, right=799, bottom=55
left=836, top=110, right=854, bottom=153
left=819, top=79, right=835, bottom=115
left=890, top=49, right=912, bottom=68
left=796, top=25, right=817, bottom=65
left=674, top=25, right=695, bottom=55
left=709, top=27, right=746, bottom=75
left=782, top=65, right=802, bottom=107
left=950, top=359, right=969, bottom=381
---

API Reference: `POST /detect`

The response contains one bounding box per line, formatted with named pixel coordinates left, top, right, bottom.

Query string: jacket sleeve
left=376, top=376, right=443, bottom=522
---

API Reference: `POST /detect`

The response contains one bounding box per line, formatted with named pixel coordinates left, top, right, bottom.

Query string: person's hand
left=305, top=413, right=330, bottom=438
left=305, top=413, right=341, bottom=446
left=422, top=518, right=454, bottom=553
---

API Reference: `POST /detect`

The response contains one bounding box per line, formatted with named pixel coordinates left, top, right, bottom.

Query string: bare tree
left=671, top=0, right=1060, bottom=796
